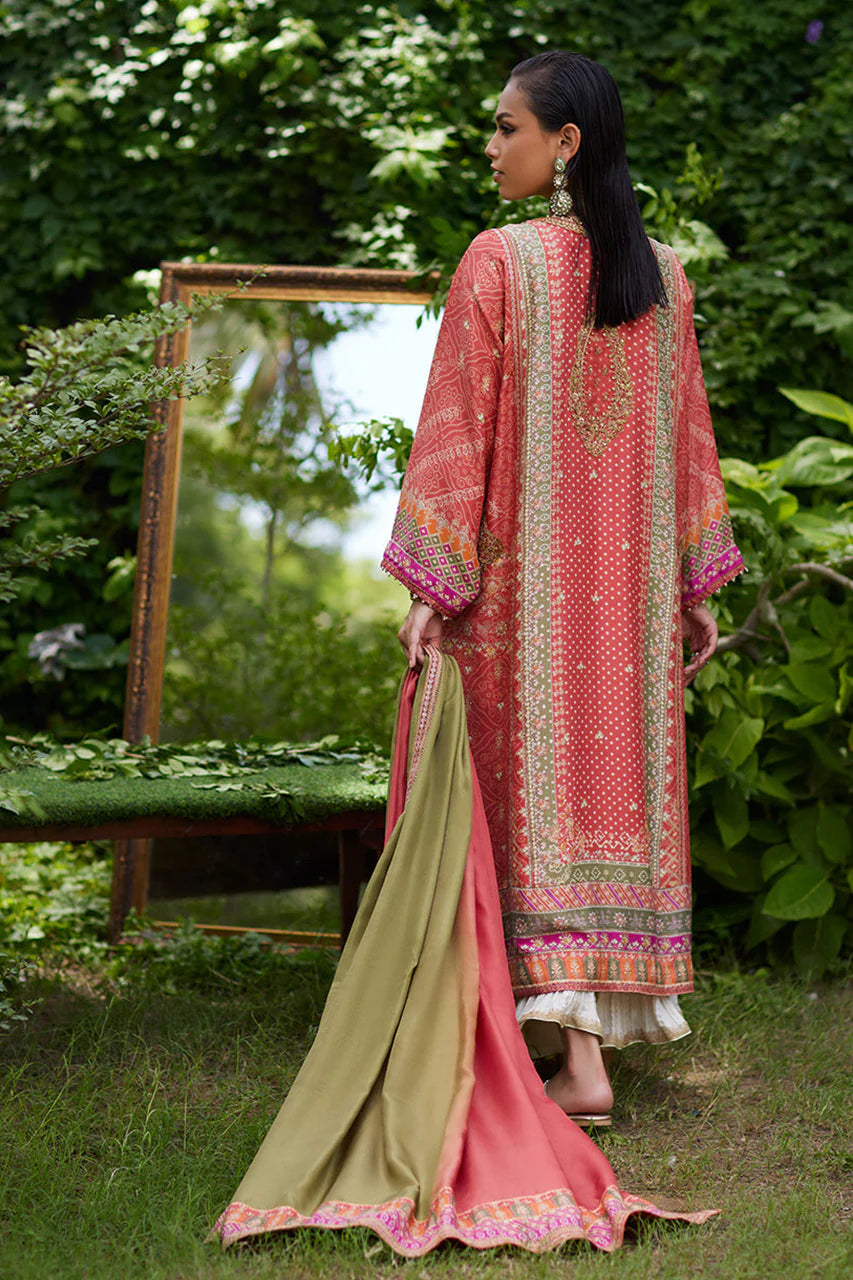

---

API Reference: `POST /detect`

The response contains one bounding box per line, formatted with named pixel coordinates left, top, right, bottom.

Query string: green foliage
left=0, top=836, right=339, bottom=1025
left=0, top=950, right=37, bottom=1031
left=0, top=441, right=146, bottom=737
left=0, top=841, right=111, bottom=953
left=162, top=583, right=402, bottom=744
left=0, top=296, right=229, bottom=732
left=0, top=299, right=224, bottom=491
left=329, top=417, right=414, bottom=489
left=107, top=920, right=340, bottom=996
left=0, top=299, right=224, bottom=601
left=685, top=394, right=853, bottom=979
left=0, top=1, right=849, bottom=445
left=0, top=733, right=388, bottom=824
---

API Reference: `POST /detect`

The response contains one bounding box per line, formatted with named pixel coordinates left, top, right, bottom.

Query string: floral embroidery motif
left=567, top=323, right=634, bottom=457
left=477, top=525, right=506, bottom=566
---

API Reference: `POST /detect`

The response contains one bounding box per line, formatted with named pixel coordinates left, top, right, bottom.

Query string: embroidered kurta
left=382, top=217, right=745, bottom=998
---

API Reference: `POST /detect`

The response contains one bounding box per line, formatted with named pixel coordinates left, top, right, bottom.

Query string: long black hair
left=511, top=51, right=667, bottom=328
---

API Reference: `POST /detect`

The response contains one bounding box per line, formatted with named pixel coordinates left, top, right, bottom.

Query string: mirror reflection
left=158, top=298, right=441, bottom=747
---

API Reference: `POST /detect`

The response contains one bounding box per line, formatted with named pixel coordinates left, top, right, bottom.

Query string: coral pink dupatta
left=213, top=650, right=716, bottom=1254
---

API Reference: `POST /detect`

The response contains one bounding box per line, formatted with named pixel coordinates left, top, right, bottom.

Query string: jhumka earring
left=549, top=156, right=573, bottom=217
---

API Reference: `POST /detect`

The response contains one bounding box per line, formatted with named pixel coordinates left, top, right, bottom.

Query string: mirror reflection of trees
left=160, top=300, right=413, bottom=747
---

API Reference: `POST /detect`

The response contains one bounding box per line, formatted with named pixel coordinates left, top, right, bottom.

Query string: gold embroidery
left=477, top=525, right=505, bottom=566
left=543, top=213, right=586, bottom=236
left=568, top=323, right=634, bottom=456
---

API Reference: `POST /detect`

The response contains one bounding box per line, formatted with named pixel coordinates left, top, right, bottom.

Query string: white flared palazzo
left=516, top=990, right=691, bottom=1052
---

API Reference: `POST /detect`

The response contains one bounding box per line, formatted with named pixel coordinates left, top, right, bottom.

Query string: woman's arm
left=381, top=231, right=507, bottom=620
left=670, top=255, right=745, bottom=617
left=681, top=602, right=717, bottom=684
left=397, top=601, right=444, bottom=669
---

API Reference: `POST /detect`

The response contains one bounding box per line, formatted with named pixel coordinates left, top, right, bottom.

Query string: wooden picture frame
left=111, top=262, right=434, bottom=932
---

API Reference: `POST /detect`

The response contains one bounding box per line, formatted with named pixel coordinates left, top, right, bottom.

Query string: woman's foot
left=544, top=1027, right=613, bottom=1117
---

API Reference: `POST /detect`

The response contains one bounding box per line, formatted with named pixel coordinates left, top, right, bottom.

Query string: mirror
left=113, top=263, right=437, bottom=931
left=124, top=262, right=436, bottom=745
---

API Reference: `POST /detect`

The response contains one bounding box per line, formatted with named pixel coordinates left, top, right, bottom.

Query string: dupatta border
left=214, top=1185, right=718, bottom=1256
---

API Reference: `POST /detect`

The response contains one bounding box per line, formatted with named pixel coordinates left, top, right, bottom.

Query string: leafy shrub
left=161, top=584, right=402, bottom=746
left=0, top=840, right=110, bottom=951
left=0, top=950, right=36, bottom=1031
left=107, top=919, right=339, bottom=998
left=0, top=839, right=339, bottom=1021
left=685, top=394, right=852, bottom=978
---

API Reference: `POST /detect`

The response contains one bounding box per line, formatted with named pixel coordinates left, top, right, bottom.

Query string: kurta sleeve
left=381, top=231, right=506, bottom=618
left=673, top=260, right=746, bottom=610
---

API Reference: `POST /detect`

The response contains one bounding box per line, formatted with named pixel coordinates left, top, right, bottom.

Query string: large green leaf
left=778, top=388, right=853, bottom=432
left=792, top=914, right=847, bottom=980
left=701, top=712, right=764, bottom=770
left=760, top=843, right=797, bottom=882
left=784, top=662, right=836, bottom=704
left=719, top=457, right=763, bottom=489
left=787, top=807, right=824, bottom=867
left=770, top=436, right=853, bottom=487
left=713, top=786, right=749, bottom=849
left=803, top=730, right=850, bottom=776
left=809, top=594, right=841, bottom=643
left=788, top=634, right=836, bottom=665
left=762, top=864, right=834, bottom=920
left=690, top=830, right=732, bottom=878
left=768, top=492, right=799, bottom=525
left=752, top=773, right=795, bottom=805
left=787, top=511, right=853, bottom=550
left=782, top=704, right=835, bottom=731
left=816, top=804, right=852, bottom=865
left=745, top=898, right=787, bottom=950
left=715, top=850, right=765, bottom=894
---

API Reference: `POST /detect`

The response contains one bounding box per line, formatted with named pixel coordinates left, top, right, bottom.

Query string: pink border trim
left=514, top=929, right=692, bottom=953
left=214, top=1185, right=719, bottom=1256
left=682, top=549, right=747, bottom=610
left=405, top=648, right=443, bottom=802
left=381, top=543, right=465, bottom=619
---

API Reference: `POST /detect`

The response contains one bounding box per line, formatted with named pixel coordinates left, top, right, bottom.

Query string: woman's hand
left=681, top=603, right=718, bottom=684
left=397, top=601, right=444, bottom=669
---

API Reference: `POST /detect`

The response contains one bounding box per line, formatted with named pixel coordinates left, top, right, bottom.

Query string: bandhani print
left=382, top=218, right=745, bottom=1001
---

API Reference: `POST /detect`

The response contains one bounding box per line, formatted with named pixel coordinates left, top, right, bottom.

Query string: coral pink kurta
left=382, top=217, right=744, bottom=999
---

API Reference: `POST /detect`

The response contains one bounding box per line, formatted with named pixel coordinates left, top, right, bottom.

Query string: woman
left=212, top=51, right=732, bottom=1257
left=385, top=50, right=744, bottom=1119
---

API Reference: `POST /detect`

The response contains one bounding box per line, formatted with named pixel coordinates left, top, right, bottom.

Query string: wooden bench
left=0, top=758, right=386, bottom=945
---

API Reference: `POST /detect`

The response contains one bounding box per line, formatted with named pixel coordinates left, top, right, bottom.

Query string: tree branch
left=716, top=562, right=852, bottom=655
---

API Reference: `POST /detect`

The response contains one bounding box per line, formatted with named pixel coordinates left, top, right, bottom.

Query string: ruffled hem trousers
left=516, top=991, right=691, bottom=1052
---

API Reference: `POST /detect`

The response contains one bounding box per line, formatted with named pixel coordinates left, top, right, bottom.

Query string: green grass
left=1, top=958, right=850, bottom=1280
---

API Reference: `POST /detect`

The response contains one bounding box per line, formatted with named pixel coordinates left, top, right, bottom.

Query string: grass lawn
left=1, top=947, right=850, bottom=1280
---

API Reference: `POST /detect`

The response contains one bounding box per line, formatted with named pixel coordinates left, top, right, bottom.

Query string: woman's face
left=484, top=79, right=579, bottom=201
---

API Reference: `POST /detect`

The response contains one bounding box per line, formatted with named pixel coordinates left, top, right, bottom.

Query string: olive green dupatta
left=212, top=650, right=716, bottom=1254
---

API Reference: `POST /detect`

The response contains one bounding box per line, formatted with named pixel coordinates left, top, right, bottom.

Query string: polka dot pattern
left=384, top=219, right=744, bottom=997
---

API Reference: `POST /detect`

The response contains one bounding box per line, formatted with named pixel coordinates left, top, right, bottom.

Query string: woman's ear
left=559, top=123, right=581, bottom=160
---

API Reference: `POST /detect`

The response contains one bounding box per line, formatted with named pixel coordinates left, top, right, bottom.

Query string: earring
left=549, top=156, right=573, bottom=217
